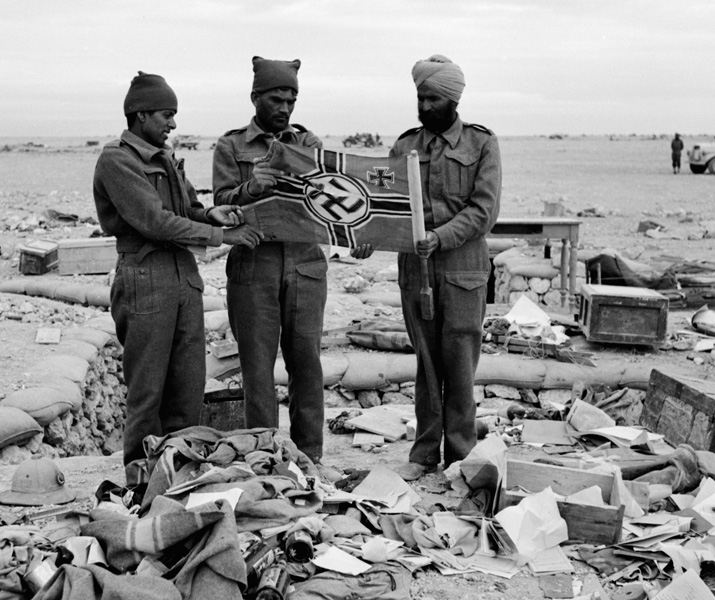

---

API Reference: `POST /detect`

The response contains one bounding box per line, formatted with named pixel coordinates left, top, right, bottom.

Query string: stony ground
left=1, top=134, right=715, bottom=598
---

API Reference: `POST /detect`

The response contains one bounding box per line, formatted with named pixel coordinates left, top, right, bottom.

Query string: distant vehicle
left=342, top=133, right=382, bottom=148
left=687, top=143, right=715, bottom=174
left=172, top=135, right=200, bottom=150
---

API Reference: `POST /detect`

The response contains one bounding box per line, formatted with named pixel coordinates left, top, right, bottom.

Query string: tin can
left=24, top=558, right=58, bottom=593
left=244, top=540, right=277, bottom=590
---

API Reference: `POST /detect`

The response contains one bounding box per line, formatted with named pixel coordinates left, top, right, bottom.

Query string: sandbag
left=56, top=340, right=99, bottom=363
left=84, top=316, right=117, bottom=336
left=0, top=280, right=28, bottom=294
left=27, top=355, right=89, bottom=383
left=85, top=285, right=111, bottom=307
left=202, top=295, right=226, bottom=312
left=53, top=282, right=88, bottom=305
left=1, top=386, right=77, bottom=426
left=24, top=279, right=62, bottom=298
left=274, top=354, right=348, bottom=387
left=340, top=353, right=417, bottom=390
left=204, top=310, right=230, bottom=332
left=61, top=327, right=112, bottom=349
left=0, top=406, right=42, bottom=449
left=357, top=292, right=403, bottom=308
left=24, top=377, right=83, bottom=411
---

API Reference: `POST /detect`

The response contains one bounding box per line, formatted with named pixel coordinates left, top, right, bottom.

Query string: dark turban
left=123, top=71, right=177, bottom=116
left=411, top=54, right=465, bottom=103
left=252, top=56, right=300, bottom=93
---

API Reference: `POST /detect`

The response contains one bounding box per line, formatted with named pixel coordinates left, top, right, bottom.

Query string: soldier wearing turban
left=391, top=55, right=502, bottom=481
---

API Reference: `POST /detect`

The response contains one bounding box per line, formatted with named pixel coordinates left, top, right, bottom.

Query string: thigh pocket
left=443, top=271, right=489, bottom=334
left=123, top=263, right=160, bottom=315
left=295, top=259, right=328, bottom=334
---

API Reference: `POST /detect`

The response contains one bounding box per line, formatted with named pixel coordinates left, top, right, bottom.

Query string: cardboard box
left=641, top=369, right=715, bottom=451
left=578, top=283, right=668, bottom=346
left=18, top=240, right=59, bottom=275
left=500, top=459, right=624, bottom=544
left=58, top=237, right=117, bottom=275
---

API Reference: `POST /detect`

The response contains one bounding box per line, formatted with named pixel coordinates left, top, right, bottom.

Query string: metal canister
left=23, top=558, right=58, bottom=593
left=284, top=529, right=314, bottom=563
left=255, top=562, right=290, bottom=600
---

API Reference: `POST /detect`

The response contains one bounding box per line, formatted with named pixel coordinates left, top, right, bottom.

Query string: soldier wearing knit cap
left=94, top=71, right=262, bottom=485
left=213, top=57, right=356, bottom=479
left=391, top=55, right=502, bottom=481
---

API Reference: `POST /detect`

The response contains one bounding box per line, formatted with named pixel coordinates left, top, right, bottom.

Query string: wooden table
left=489, top=217, right=581, bottom=311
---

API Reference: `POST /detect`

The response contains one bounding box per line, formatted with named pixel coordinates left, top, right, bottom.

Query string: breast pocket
left=445, top=149, right=479, bottom=199
left=443, top=271, right=489, bottom=334
left=294, top=259, right=328, bottom=334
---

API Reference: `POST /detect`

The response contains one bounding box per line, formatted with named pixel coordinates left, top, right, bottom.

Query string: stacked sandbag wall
left=492, top=245, right=587, bottom=308
left=0, top=318, right=126, bottom=464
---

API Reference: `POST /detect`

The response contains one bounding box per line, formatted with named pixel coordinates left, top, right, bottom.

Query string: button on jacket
left=390, top=115, right=502, bottom=468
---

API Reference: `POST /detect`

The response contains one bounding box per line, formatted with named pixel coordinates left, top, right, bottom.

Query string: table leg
left=560, top=238, right=568, bottom=308
left=569, top=228, right=579, bottom=314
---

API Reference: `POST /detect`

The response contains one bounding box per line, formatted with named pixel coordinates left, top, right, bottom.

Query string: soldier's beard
left=418, top=110, right=456, bottom=134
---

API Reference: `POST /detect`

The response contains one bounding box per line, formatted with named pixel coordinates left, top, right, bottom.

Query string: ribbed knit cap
left=123, top=71, right=178, bottom=115
left=252, top=56, right=300, bottom=93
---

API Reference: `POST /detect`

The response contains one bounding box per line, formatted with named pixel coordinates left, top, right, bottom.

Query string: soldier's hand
left=222, top=225, right=264, bottom=249
left=209, top=205, right=245, bottom=226
left=350, top=244, right=375, bottom=260
left=246, top=158, right=284, bottom=197
left=416, top=231, right=440, bottom=258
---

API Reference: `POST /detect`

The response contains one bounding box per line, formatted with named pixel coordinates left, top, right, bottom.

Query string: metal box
left=578, top=284, right=668, bottom=346
left=18, top=240, right=59, bottom=275
left=641, top=369, right=715, bottom=452
left=200, top=385, right=245, bottom=431
left=57, top=237, right=117, bottom=275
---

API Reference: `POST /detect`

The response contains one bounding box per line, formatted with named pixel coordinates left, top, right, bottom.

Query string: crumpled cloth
left=290, top=561, right=411, bottom=600
left=31, top=563, right=181, bottom=600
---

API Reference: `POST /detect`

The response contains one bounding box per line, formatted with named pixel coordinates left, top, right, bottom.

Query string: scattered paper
left=653, top=569, right=715, bottom=599
left=312, top=544, right=371, bottom=575
left=529, top=545, right=574, bottom=575
left=495, top=487, right=569, bottom=559
left=185, top=487, right=243, bottom=510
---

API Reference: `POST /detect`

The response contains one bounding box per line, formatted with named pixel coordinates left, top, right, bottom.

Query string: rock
left=45, top=417, right=68, bottom=446
left=473, top=385, right=485, bottom=404
left=357, top=390, right=381, bottom=408
left=484, top=384, right=521, bottom=400
left=381, top=392, right=413, bottom=405
left=324, top=389, right=353, bottom=408
left=508, top=275, right=528, bottom=291
left=343, top=275, right=369, bottom=293
left=539, top=389, right=572, bottom=407
left=400, top=384, right=416, bottom=398
left=373, top=264, right=399, bottom=282
left=0, top=444, right=32, bottom=464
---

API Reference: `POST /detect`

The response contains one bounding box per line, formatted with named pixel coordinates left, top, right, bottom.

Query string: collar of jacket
left=421, top=114, right=463, bottom=151
left=245, top=117, right=299, bottom=144
left=120, top=130, right=171, bottom=163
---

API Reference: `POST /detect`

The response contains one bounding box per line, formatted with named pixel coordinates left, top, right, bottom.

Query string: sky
left=1, top=0, right=713, bottom=138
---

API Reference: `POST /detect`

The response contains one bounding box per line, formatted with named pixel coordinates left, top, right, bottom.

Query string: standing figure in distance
left=671, top=133, right=684, bottom=174
left=94, top=72, right=263, bottom=484
left=391, top=55, right=502, bottom=481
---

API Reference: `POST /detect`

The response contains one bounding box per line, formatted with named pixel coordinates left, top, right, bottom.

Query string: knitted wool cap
left=123, top=71, right=178, bottom=116
left=252, top=56, right=300, bottom=93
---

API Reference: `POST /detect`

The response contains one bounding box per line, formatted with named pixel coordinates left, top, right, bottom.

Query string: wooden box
left=18, top=240, right=59, bottom=275
left=500, top=459, right=624, bottom=544
left=641, top=369, right=715, bottom=451
left=58, top=237, right=117, bottom=275
left=200, top=385, right=245, bottom=431
left=578, top=284, right=668, bottom=346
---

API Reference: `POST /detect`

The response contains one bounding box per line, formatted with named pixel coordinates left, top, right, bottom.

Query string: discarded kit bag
left=346, top=318, right=413, bottom=352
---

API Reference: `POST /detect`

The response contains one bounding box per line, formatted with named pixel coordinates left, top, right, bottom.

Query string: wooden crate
left=500, top=459, right=624, bottom=544
left=641, top=369, right=715, bottom=451
left=58, top=237, right=117, bottom=275
left=578, top=284, right=668, bottom=345
left=200, top=386, right=245, bottom=431
left=18, top=240, right=59, bottom=275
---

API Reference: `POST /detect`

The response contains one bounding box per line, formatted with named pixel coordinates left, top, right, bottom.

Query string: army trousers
left=398, top=236, right=490, bottom=468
